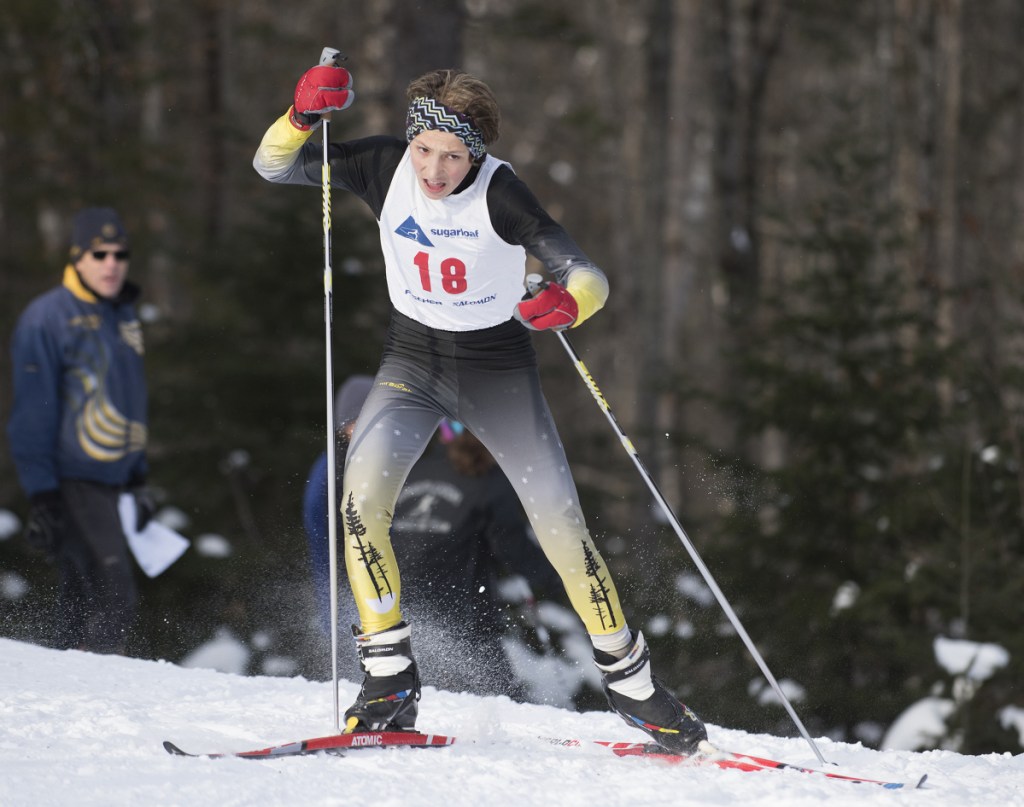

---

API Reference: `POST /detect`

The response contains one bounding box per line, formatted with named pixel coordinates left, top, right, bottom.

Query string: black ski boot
left=594, top=630, right=708, bottom=754
left=344, top=621, right=421, bottom=732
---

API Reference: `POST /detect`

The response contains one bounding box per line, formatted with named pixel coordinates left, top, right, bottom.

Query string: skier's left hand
left=514, top=282, right=578, bottom=330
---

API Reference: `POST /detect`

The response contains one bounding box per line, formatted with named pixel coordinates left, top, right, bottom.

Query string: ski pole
left=319, top=45, right=346, bottom=734
left=524, top=273, right=828, bottom=765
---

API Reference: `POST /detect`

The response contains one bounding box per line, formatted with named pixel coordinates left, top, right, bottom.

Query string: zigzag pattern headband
left=406, top=97, right=486, bottom=159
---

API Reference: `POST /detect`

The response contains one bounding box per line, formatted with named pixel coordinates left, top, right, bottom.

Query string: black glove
left=24, top=490, right=65, bottom=554
left=130, top=486, right=158, bottom=532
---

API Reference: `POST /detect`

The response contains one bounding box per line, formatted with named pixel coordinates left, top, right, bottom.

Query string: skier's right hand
left=24, top=490, right=65, bottom=556
left=291, top=65, right=355, bottom=131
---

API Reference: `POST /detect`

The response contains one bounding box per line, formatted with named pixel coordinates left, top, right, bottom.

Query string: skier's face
left=75, top=242, right=130, bottom=299
left=409, top=130, right=473, bottom=200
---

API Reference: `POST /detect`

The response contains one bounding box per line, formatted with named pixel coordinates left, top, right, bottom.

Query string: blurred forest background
left=1, top=0, right=1022, bottom=754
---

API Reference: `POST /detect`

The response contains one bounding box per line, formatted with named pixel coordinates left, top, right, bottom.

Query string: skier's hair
left=405, top=69, right=500, bottom=146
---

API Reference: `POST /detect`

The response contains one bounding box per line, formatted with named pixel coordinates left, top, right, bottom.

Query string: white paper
left=118, top=493, right=190, bottom=578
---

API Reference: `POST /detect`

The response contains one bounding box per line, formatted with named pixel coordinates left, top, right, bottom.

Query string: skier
left=254, top=62, right=707, bottom=753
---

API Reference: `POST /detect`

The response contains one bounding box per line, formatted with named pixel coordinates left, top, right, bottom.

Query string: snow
left=1002, top=707, right=1024, bottom=746
left=0, top=509, right=21, bottom=541
left=2, top=638, right=1022, bottom=806
left=933, top=636, right=1010, bottom=681
left=0, top=570, right=30, bottom=600
left=179, top=627, right=252, bottom=674
left=878, top=636, right=1018, bottom=753
left=881, top=697, right=956, bottom=751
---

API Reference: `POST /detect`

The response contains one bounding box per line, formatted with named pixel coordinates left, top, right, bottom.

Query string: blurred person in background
left=6, top=207, right=156, bottom=654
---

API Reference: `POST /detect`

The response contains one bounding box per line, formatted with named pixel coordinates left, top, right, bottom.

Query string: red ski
left=163, top=730, right=454, bottom=759
left=594, top=739, right=927, bottom=789
left=164, top=730, right=926, bottom=788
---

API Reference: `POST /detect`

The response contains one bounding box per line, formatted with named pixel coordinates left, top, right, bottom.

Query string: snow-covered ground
left=1, top=638, right=1021, bottom=806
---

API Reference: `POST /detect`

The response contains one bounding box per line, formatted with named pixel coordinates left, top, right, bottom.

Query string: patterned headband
left=406, top=96, right=487, bottom=159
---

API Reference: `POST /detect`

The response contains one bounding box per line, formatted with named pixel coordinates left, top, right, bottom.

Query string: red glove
left=514, top=282, right=578, bottom=330
left=291, top=65, right=354, bottom=130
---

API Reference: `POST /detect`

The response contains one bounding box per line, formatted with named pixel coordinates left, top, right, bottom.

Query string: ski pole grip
left=524, top=272, right=548, bottom=297
left=316, top=47, right=347, bottom=122
left=319, top=47, right=346, bottom=66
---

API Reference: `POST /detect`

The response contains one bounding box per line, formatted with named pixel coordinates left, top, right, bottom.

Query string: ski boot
left=344, top=621, right=421, bottom=732
left=594, top=630, right=708, bottom=754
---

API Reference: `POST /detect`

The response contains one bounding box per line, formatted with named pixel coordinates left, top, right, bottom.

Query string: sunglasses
left=90, top=249, right=131, bottom=261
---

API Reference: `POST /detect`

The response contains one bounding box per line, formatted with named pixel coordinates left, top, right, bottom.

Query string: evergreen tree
left=687, top=114, right=960, bottom=744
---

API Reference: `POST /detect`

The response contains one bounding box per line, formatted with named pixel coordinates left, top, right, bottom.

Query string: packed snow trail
left=1, top=638, right=1019, bottom=807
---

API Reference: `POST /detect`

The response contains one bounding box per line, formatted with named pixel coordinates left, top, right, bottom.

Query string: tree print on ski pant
left=345, top=493, right=397, bottom=618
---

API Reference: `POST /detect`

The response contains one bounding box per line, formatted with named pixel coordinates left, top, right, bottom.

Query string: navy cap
left=70, top=207, right=129, bottom=259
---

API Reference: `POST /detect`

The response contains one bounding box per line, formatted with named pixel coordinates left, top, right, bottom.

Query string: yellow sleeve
left=566, top=268, right=609, bottom=327
left=253, top=108, right=316, bottom=180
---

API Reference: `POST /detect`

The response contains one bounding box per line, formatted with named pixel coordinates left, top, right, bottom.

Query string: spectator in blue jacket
left=7, top=207, right=155, bottom=654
